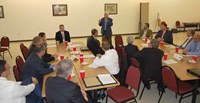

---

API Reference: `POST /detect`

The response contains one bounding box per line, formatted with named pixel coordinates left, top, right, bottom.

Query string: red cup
left=164, top=54, right=168, bottom=60
left=175, top=47, right=179, bottom=53
left=73, top=47, right=77, bottom=51
left=67, top=74, right=71, bottom=80
left=145, top=37, right=148, bottom=42
left=160, top=41, right=164, bottom=47
left=80, top=70, right=85, bottom=79
left=193, top=55, right=198, bottom=62
left=80, top=53, right=83, bottom=57
left=80, top=57, right=84, bottom=63
left=65, top=41, right=68, bottom=46
left=60, top=55, right=64, bottom=60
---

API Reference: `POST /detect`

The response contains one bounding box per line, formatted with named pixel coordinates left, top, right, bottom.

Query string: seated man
left=134, top=39, right=164, bottom=90
left=46, top=59, right=88, bottom=103
left=155, top=22, right=173, bottom=44
left=92, top=41, right=119, bottom=75
left=136, top=23, right=153, bottom=39
left=87, top=29, right=104, bottom=56
left=183, top=33, right=200, bottom=56
left=179, top=30, right=195, bottom=49
left=0, top=60, right=38, bottom=103
left=20, top=44, right=54, bottom=89
left=55, top=24, right=71, bottom=43
left=38, top=32, right=58, bottom=63
left=124, top=36, right=139, bottom=66
left=27, top=36, right=44, bottom=58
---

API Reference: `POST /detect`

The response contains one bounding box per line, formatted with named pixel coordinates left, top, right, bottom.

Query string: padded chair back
left=115, top=35, right=123, bottom=48
left=162, top=66, right=178, bottom=93
left=20, top=43, right=29, bottom=60
left=131, top=57, right=139, bottom=67
left=13, top=65, right=20, bottom=81
left=16, top=55, right=24, bottom=72
left=1, top=36, right=10, bottom=48
left=125, top=66, right=141, bottom=91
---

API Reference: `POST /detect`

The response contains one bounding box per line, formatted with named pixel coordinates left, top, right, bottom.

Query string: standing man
left=99, top=12, right=113, bottom=43
left=55, top=24, right=71, bottom=43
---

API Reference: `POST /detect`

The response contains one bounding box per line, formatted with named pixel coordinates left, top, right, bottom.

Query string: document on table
left=163, top=60, right=178, bottom=64
left=83, top=77, right=101, bottom=88
left=97, top=74, right=116, bottom=85
left=141, top=44, right=148, bottom=48
left=83, top=55, right=95, bottom=59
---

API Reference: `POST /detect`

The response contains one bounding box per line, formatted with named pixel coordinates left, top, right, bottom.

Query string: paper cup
left=160, top=41, right=164, bottom=47
left=145, top=37, right=148, bottom=42
left=80, top=57, right=84, bottom=63
left=164, top=54, right=168, bottom=60
left=60, top=55, right=64, bottom=60
left=73, top=47, right=77, bottom=51
left=80, top=70, right=85, bottom=79
left=193, top=55, right=198, bottom=62
left=65, top=41, right=68, bottom=46
left=80, top=53, right=83, bottom=57
left=175, top=47, right=179, bottom=53
left=67, top=74, right=71, bottom=80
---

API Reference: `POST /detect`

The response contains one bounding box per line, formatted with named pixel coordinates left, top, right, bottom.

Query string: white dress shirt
left=92, top=49, right=119, bottom=75
left=0, top=77, right=35, bottom=103
left=61, top=31, right=65, bottom=42
left=182, top=36, right=192, bottom=48
left=142, top=29, right=148, bottom=39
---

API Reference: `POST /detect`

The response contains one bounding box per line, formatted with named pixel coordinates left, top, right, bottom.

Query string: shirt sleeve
left=92, top=56, right=106, bottom=68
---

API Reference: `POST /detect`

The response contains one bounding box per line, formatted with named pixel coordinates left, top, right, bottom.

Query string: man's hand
left=81, top=90, right=88, bottom=101
left=32, top=77, right=38, bottom=85
left=183, top=49, right=189, bottom=55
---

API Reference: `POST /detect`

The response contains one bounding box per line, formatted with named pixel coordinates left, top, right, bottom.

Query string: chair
left=131, top=57, right=139, bottom=68
left=158, top=66, right=193, bottom=103
left=0, top=36, right=12, bottom=59
left=13, top=65, right=20, bottom=81
left=16, top=55, right=25, bottom=72
left=115, top=35, right=123, bottom=48
left=175, top=21, right=184, bottom=32
left=106, top=66, right=141, bottom=103
left=20, top=43, right=29, bottom=60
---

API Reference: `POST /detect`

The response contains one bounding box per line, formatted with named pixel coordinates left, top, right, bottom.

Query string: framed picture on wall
left=52, top=4, right=67, bottom=16
left=0, top=6, right=4, bottom=18
left=105, top=3, right=118, bottom=15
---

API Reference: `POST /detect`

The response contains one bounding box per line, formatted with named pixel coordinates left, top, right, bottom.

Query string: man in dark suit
left=87, top=29, right=104, bottom=56
left=46, top=59, right=88, bottom=103
left=124, top=36, right=139, bottom=66
left=136, top=23, right=153, bottom=39
left=20, top=44, right=54, bottom=89
left=134, top=39, right=164, bottom=90
left=55, top=24, right=71, bottom=43
left=179, top=30, right=195, bottom=49
left=155, top=22, right=173, bottom=44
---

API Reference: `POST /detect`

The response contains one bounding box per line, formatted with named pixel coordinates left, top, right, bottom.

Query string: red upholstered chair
left=0, top=36, right=12, bottom=59
left=13, top=65, right=20, bottom=81
left=20, top=43, right=29, bottom=60
left=158, top=66, right=193, bottom=103
left=16, top=55, right=24, bottom=72
left=175, top=21, right=184, bottom=32
left=115, top=35, right=124, bottom=53
left=131, top=57, right=139, bottom=68
left=106, top=66, right=141, bottom=103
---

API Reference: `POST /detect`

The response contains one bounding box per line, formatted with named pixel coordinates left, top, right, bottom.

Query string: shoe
left=145, top=82, right=151, bottom=90
left=157, top=85, right=165, bottom=92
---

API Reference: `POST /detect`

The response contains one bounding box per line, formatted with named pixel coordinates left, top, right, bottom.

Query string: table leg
left=191, top=80, right=199, bottom=103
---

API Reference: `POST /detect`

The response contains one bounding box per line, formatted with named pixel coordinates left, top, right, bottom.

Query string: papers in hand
left=163, top=60, right=178, bottom=64
left=83, top=55, right=95, bottom=59
left=97, top=74, right=116, bottom=85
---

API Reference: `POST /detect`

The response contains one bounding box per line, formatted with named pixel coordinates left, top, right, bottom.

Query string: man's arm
left=107, top=18, right=113, bottom=26
left=92, top=56, right=106, bottom=68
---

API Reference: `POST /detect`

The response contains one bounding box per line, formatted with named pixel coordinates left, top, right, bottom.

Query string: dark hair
left=91, top=29, right=98, bottom=35
left=145, top=23, right=149, bottom=27
left=38, top=32, right=46, bottom=37
left=188, top=30, right=195, bottom=35
left=59, top=24, right=64, bottom=28
left=0, top=60, right=6, bottom=76
left=161, top=21, right=167, bottom=27
left=34, top=44, right=46, bottom=53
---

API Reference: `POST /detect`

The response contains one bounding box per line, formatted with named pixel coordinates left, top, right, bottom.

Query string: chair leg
left=158, top=91, right=164, bottom=103
left=178, top=96, right=183, bottom=103
left=175, top=93, right=177, bottom=98
left=105, top=95, right=108, bottom=103
left=134, top=99, right=137, bottom=103
left=8, top=50, right=12, bottom=58
left=139, top=85, right=146, bottom=100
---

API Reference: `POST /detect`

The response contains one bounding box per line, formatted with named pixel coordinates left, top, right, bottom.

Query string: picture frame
left=52, top=4, right=68, bottom=16
left=0, top=6, right=4, bottom=18
left=104, top=3, right=118, bottom=15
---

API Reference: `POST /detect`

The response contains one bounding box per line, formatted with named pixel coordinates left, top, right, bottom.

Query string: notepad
left=97, top=74, right=116, bottom=85
left=163, top=60, right=177, bottom=64
left=83, top=77, right=102, bottom=88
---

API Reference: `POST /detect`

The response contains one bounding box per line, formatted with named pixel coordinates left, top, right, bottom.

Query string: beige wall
left=0, top=0, right=199, bottom=41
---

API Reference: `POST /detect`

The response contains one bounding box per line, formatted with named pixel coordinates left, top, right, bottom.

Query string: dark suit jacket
left=155, top=30, right=173, bottom=44
left=99, top=17, right=113, bottom=35
left=55, top=31, right=71, bottom=43
left=134, top=48, right=164, bottom=83
left=138, top=29, right=153, bottom=39
left=20, top=52, right=53, bottom=88
left=27, top=44, right=36, bottom=58
left=124, top=44, right=139, bottom=66
left=42, top=51, right=55, bottom=63
left=87, top=35, right=104, bottom=56
left=46, top=76, right=87, bottom=103
left=180, top=36, right=193, bottom=49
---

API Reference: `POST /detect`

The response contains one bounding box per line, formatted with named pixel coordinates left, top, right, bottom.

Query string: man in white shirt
left=92, top=41, right=119, bottom=75
left=0, top=60, right=38, bottom=103
left=180, top=30, right=195, bottom=49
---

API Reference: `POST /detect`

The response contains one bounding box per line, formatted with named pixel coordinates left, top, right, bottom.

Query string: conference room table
left=42, top=42, right=120, bottom=102
left=134, top=39, right=200, bottom=103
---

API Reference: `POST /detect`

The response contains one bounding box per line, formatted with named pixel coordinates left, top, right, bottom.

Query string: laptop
left=187, top=68, right=200, bottom=78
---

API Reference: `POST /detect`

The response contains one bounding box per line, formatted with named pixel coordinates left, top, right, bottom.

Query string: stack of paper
left=83, top=55, right=95, bottom=59
left=97, top=74, right=116, bottom=85
left=163, top=60, right=177, bottom=64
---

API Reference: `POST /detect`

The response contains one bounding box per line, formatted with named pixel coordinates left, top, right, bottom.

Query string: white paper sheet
left=97, top=74, right=116, bottom=85
left=141, top=44, right=148, bottom=48
left=83, top=55, right=95, bottom=59
left=163, top=60, right=178, bottom=64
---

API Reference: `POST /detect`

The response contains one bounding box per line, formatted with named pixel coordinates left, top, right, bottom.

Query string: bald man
left=183, top=33, right=200, bottom=56
left=99, top=12, right=113, bottom=36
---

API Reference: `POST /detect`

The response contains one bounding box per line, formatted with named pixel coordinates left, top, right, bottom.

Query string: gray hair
left=32, top=36, right=42, bottom=45
left=150, top=39, right=159, bottom=48
left=56, top=59, right=73, bottom=78
left=127, top=36, right=134, bottom=44
left=34, top=44, right=46, bottom=53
